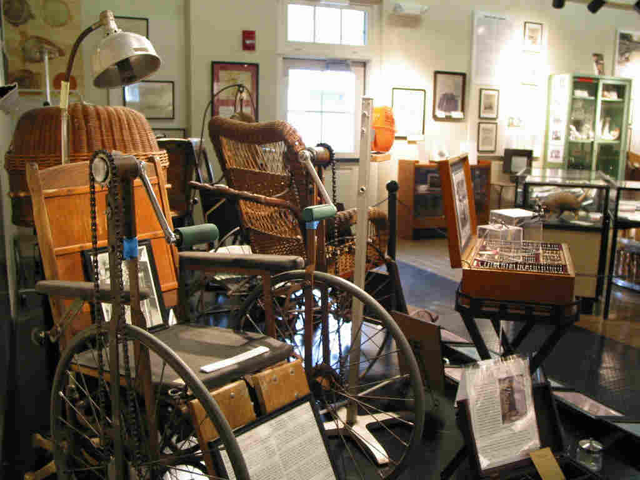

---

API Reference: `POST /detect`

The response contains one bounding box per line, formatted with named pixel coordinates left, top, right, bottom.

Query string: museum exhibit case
left=544, top=74, right=632, bottom=180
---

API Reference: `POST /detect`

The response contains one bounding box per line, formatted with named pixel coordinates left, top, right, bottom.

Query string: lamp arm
left=64, top=20, right=101, bottom=83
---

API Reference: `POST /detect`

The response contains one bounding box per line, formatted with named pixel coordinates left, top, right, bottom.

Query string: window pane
left=288, top=111, right=322, bottom=147
left=322, top=113, right=354, bottom=152
left=320, top=71, right=355, bottom=113
left=315, top=7, right=341, bottom=44
left=341, top=9, right=366, bottom=46
left=288, top=4, right=314, bottom=42
left=288, top=69, right=322, bottom=111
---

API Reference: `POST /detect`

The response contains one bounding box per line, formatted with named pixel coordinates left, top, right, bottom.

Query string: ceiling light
left=587, top=0, right=606, bottom=13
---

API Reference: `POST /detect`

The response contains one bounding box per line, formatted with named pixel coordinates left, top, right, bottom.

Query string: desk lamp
left=60, top=10, right=161, bottom=163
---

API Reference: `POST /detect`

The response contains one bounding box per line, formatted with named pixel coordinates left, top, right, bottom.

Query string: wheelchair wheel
left=50, top=324, right=250, bottom=480
left=235, top=270, right=425, bottom=480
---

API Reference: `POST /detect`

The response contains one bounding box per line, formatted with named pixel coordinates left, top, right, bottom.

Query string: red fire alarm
left=242, top=30, right=256, bottom=51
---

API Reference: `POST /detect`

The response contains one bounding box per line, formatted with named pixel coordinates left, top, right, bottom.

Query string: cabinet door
left=595, top=80, right=629, bottom=179
left=567, top=77, right=598, bottom=171
left=414, top=166, right=444, bottom=219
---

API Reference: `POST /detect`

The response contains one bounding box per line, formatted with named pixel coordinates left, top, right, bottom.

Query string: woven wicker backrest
left=209, top=117, right=310, bottom=258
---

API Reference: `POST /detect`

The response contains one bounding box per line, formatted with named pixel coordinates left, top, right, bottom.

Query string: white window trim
left=277, top=0, right=378, bottom=61
left=283, top=59, right=366, bottom=158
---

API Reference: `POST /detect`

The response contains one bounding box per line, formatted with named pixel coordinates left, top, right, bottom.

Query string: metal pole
left=42, top=50, right=51, bottom=106
left=387, top=180, right=399, bottom=261
left=348, top=96, right=373, bottom=424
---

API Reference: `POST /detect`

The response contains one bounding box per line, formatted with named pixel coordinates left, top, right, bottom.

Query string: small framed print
left=123, top=80, right=175, bottom=119
left=153, top=127, right=187, bottom=139
left=392, top=87, right=426, bottom=139
left=82, top=240, right=167, bottom=330
left=523, top=22, right=543, bottom=52
left=212, top=61, right=259, bottom=119
left=477, top=122, right=497, bottom=153
left=479, top=88, right=499, bottom=120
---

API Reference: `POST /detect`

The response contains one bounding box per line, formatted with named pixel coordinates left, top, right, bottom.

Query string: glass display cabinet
left=604, top=180, right=640, bottom=319
left=397, top=159, right=491, bottom=239
left=520, top=168, right=614, bottom=307
left=544, top=74, right=632, bottom=180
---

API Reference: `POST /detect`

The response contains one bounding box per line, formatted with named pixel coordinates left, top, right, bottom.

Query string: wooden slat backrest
left=26, top=157, right=178, bottom=345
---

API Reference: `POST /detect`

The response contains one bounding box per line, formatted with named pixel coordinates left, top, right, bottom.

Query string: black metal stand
left=441, top=287, right=582, bottom=479
left=455, top=286, right=581, bottom=374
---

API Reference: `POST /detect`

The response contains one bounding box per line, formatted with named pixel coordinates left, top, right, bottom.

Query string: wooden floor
left=397, top=237, right=640, bottom=349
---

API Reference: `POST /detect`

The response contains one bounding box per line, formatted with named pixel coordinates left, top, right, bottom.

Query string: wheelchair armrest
left=35, top=280, right=150, bottom=303
left=189, top=182, right=302, bottom=219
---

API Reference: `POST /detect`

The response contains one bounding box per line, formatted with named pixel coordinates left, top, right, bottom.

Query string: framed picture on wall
left=614, top=29, right=640, bottom=77
left=82, top=240, right=167, bottom=330
left=477, top=122, right=497, bottom=153
left=153, top=127, right=187, bottom=139
left=479, top=88, right=499, bottom=119
left=433, top=71, right=466, bottom=121
left=115, top=16, right=149, bottom=38
left=123, top=80, right=175, bottom=119
left=212, top=62, right=259, bottom=119
left=391, top=87, right=426, bottom=139
left=523, top=22, right=543, bottom=51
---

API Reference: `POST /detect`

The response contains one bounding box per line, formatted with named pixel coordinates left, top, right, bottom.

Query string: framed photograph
left=123, top=80, right=175, bottom=119
left=82, top=240, right=167, bottom=330
left=437, top=154, right=477, bottom=268
left=523, top=22, right=543, bottom=51
left=153, top=127, right=187, bottom=139
left=212, top=61, right=259, bottom=119
left=477, top=122, right=497, bottom=153
left=433, top=71, right=466, bottom=121
left=115, top=16, right=149, bottom=38
left=503, top=148, right=533, bottom=174
left=614, top=29, right=640, bottom=77
left=391, top=87, right=426, bottom=139
left=479, top=88, right=499, bottom=120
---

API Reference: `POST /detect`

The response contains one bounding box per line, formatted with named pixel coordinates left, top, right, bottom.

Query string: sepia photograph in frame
left=433, top=71, right=466, bottom=121
left=523, top=21, right=543, bottom=52
left=82, top=240, right=167, bottom=330
left=479, top=88, right=499, bottom=120
left=477, top=122, right=497, bottom=153
left=123, top=80, right=175, bottom=119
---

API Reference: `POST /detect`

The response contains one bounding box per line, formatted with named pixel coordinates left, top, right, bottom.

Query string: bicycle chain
left=89, top=150, right=144, bottom=475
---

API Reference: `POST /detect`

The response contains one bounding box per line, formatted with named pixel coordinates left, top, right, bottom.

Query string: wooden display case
left=438, top=154, right=575, bottom=305
left=398, top=159, right=491, bottom=239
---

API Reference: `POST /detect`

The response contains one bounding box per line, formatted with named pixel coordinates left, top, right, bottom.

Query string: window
left=287, top=2, right=367, bottom=46
left=284, top=59, right=366, bottom=158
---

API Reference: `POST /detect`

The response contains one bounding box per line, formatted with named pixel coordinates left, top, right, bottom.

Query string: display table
left=604, top=180, right=640, bottom=319
left=455, top=286, right=581, bottom=374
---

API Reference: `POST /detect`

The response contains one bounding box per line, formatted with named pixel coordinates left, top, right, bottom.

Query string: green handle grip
left=174, top=224, right=219, bottom=248
left=302, top=205, right=337, bottom=223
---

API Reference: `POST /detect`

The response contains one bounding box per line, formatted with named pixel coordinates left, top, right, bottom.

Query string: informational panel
left=214, top=398, right=337, bottom=480
left=471, top=12, right=515, bottom=86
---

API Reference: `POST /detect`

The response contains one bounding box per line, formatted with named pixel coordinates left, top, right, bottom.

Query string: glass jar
left=576, top=438, right=603, bottom=472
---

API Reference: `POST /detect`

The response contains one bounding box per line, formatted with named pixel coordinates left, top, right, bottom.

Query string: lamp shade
left=91, top=31, right=161, bottom=88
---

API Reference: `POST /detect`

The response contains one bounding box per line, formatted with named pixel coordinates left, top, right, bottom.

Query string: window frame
left=283, top=58, right=366, bottom=159
left=278, top=0, right=377, bottom=60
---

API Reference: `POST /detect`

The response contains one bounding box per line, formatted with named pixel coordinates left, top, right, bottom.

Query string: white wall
left=187, top=0, right=280, bottom=180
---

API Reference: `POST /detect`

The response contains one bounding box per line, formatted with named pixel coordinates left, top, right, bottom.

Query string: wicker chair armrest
left=335, top=207, right=389, bottom=232
left=189, top=182, right=302, bottom=219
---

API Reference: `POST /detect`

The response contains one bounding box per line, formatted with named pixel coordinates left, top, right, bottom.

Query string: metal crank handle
left=138, top=160, right=178, bottom=244
left=298, top=147, right=337, bottom=222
